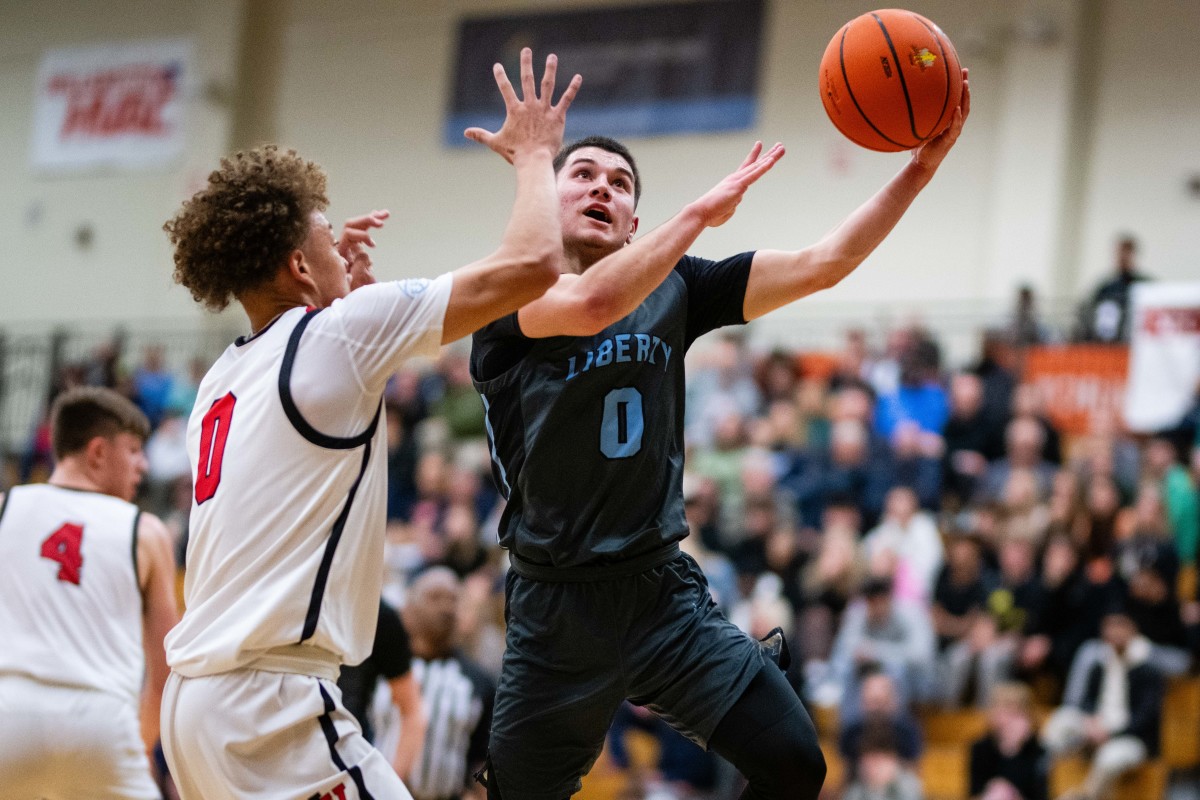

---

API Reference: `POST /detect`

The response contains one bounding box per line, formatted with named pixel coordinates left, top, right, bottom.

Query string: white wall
left=0, top=0, right=242, bottom=328
left=1, top=0, right=1197, bottom=335
left=1077, top=0, right=1200, bottom=287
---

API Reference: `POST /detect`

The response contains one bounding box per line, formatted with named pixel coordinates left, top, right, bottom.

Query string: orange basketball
left=819, top=9, right=962, bottom=152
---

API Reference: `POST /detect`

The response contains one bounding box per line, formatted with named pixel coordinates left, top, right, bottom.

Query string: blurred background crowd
left=2, top=247, right=1199, bottom=800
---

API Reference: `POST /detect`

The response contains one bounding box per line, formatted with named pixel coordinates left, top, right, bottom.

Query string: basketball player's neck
left=563, top=241, right=621, bottom=276
left=48, top=460, right=105, bottom=496
left=239, top=282, right=319, bottom=335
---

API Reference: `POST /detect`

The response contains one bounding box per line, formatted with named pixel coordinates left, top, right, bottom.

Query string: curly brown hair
left=164, top=146, right=329, bottom=311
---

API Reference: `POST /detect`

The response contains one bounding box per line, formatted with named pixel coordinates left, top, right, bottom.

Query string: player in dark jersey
left=472, top=73, right=971, bottom=800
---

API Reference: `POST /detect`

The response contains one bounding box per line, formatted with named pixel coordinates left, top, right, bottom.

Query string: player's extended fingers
left=343, top=210, right=389, bottom=231
left=340, top=228, right=376, bottom=248
left=491, top=62, right=518, bottom=109
left=464, top=127, right=495, bottom=147
left=959, top=69, right=971, bottom=121
left=519, top=47, right=536, bottom=102
left=539, top=53, right=558, bottom=103
left=554, top=73, right=583, bottom=113
left=738, top=143, right=785, bottom=183
left=739, top=141, right=763, bottom=170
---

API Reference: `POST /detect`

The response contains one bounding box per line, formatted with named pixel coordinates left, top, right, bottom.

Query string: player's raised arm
left=136, top=512, right=180, bottom=758
left=743, top=68, right=970, bottom=321
left=439, top=48, right=582, bottom=344
left=517, top=141, right=785, bottom=338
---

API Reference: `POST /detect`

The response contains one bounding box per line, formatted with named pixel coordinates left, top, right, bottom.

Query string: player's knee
left=738, top=710, right=826, bottom=800
left=762, top=726, right=826, bottom=799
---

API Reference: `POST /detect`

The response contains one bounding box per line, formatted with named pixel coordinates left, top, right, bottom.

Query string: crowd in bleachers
left=3, top=257, right=1199, bottom=800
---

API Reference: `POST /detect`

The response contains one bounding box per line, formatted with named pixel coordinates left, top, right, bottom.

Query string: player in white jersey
left=159, top=49, right=579, bottom=800
left=0, top=387, right=179, bottom=799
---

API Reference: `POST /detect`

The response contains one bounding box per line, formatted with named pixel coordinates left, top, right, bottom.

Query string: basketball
left=819, top=9, right=963, bottom=152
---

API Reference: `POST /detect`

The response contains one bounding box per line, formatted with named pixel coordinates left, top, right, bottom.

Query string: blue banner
left=445, top=0, right=765, bottom=146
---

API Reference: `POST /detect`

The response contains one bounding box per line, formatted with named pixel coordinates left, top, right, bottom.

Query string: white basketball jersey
left=166, top=276, right=452, bottom=677
left=0, top=484, right=144, bottom=703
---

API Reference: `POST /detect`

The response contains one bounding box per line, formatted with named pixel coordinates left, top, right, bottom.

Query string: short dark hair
left=51, top=387, right=150, bottom=459
left=164, top=146, right=329, bottom=311
left=553, top=135, right=642, bottom=206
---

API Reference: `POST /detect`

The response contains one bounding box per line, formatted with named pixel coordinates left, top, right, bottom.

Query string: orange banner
left=1023, top=345, right=1129, bottom=435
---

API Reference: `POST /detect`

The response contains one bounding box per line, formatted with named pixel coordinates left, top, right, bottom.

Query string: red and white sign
left=30, top=39, right=192, bottom=172
left=1124, top=281, right=1200, bottom=432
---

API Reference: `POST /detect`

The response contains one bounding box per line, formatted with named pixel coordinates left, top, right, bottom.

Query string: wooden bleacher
left=1051, top=755, right=1169, bottom=800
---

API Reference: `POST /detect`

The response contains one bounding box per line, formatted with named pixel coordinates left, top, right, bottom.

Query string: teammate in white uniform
left=160, top=49, right=579, bottom=800
left=0, top=387, right=179, bottom=800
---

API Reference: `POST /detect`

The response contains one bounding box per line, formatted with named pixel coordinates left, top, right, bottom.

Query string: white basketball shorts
left=162, top=670, right=413, bottom=800
left=0, top=674, right=160, bottom=800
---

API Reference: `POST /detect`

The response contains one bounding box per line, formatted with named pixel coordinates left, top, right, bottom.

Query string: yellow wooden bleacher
left=1051, top=755, right=1169, bottom=800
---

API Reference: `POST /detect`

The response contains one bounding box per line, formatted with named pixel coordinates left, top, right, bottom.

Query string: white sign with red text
left=1124, top=281, right=1200, bottom=432
left=30, top=39, right=192, bottom=172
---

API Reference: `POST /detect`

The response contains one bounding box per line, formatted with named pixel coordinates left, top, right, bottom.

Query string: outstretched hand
left=912, top=68, right=970, bottom=170
left=464, top=47, right=582, bottom=164
left=339, top=209, right=389, bottom=291
left=690, top=141, right=786, bottom=228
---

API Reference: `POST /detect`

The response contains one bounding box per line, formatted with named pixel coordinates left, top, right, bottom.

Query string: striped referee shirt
left=408, top=654, right=494, bottom=800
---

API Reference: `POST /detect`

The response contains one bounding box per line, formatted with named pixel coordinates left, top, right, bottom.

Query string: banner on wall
left=444, top=0, right=764, bottom=146
left=30, top=38, right=192, bottom=173
left=1023, top=345, right=1129, bottom=436
left=1124, top=281, right=1200, bottom=432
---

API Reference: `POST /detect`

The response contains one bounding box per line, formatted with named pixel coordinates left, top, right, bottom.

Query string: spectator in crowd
left=874, top=337, right=949, bottom=442
left=685, top=332, right=761, bottom=450
left=690, top=409, right=752, bottom=533
left=165, top=355, right=208, bottom=419
left=830, top=328, right=876, bottom=392
left=337, top=600, right=428, bottom=781
left=888, top=421, right=942, bottom=511
left=1042, top=609, right=1164, bottom=800
left=1071, top=416, right=1141, bottom=500
left=1009, top=384, right=1061, bottom=466
left=971, top=330, right=1019, bottom=433
left=977, top=417, right=1057, bottom=505
left=681, top=472, right=728, bottom=558
left=1079, top=235, right=1149, bottom=344
left=1073, top=473, right=1122, bottom=563
left=943, top=372, right=1005, bottom=508
left=798, top=503, right=867, bottom=675
left=863, top=485, right=944, bottom=603
left=867, top=326, right=918, bottom=399
left=1046, top=470, right=1083, bottom=540
left=755, top=348, right=802, bottom=406
left=842, top=720, right=924, bottom=800
left=1007, top=284, right=1051, bottom=349
left=432, top=348, right=487, bottom=445
left=838, top=669, right=924, bottom=780
left=969, top=682, right=1048, bottom=800
left=1143, top=434, right=1199, bottom=567
left=998, top=469, right=1050, bottom=546
left=829, top=575, right=936, bottom=718
left=143, top=404, right=191, bottom=492
left=386, top=403, right=421, bottom=521
left=131, top=344, right=174, bottom=429
left=941, top=535, right=1042, bottom=708
left=682, top=476, right=739, bottom=612
left=1018, top=533, right=1104, bottom=695
left=932, top=529, right=994, bottom=654
left=795, top=419, right=891, bottom=530
left=401, top=567, right=494, bottom=800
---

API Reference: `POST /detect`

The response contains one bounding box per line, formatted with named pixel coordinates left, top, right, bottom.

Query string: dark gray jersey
left=470, top=252, right=754, bottom=568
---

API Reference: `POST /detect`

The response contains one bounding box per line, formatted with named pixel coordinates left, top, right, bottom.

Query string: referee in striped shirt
left=402, top=567, right=494, bottom=800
